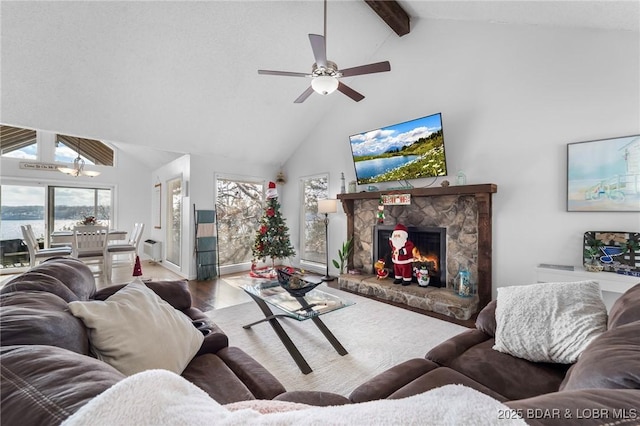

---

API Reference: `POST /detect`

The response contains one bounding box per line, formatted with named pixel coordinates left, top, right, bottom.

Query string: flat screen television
left=348, top=112, right=447, bottom=185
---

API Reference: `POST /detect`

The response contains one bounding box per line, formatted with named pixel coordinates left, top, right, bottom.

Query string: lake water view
left=355, top=155, right=419, bottom=181
left=1, top=219, right=81, bottom=241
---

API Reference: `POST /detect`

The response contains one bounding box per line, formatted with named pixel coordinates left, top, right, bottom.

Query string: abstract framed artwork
left=567, top=134, right=640, bottom=212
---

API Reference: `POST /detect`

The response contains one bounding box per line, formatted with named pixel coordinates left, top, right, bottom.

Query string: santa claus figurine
left=389, top=224, right=415, bottom=286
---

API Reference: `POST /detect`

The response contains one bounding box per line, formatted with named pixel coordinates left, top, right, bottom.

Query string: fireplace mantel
left=337, top=183, right=497, bottom=203
left=337, top=184, right=497, bottom=311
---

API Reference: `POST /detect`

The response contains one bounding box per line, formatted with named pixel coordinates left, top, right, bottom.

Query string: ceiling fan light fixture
left=311, top=75, right=339, bottom=95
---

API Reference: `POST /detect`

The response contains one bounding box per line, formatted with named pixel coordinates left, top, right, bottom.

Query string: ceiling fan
left=258, top=0, right=391, bottom=103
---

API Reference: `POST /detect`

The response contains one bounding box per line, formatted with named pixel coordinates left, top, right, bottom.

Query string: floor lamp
left=318, top=198, right=338, bottom=281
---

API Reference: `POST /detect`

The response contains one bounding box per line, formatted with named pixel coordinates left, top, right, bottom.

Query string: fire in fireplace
left=373, top=225, right=446, bottom=287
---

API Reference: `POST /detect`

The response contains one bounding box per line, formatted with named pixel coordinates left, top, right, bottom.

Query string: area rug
left=207, top=285, right=466, bottom=397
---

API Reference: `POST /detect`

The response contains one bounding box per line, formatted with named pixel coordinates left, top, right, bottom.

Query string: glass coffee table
left=242, top=279, right=354, bottom=374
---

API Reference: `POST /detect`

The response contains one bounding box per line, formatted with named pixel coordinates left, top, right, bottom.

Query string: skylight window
left=0, top=125, right=37, bottom=159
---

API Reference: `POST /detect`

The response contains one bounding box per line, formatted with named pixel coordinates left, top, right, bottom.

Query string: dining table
left=50, top=230, right=128, bottom=246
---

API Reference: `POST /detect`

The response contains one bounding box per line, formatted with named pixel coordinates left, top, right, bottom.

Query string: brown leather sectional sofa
left=350, top=282, right=640, bottom=425
left=0, top=258, right=347, bottom=425
left=2, top=258, right=639, bottom=425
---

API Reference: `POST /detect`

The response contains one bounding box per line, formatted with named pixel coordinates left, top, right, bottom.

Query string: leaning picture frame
left=567, top=134, right=640, bottom=212
left=154, top=183, right=162, bottom=229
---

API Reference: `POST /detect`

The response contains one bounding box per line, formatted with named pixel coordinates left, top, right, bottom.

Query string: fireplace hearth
left=336, top=184, right=497, bottom=323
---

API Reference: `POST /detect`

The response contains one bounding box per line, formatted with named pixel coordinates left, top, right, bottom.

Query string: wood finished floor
left=108, top=261, right=251, bottom=312
left=2, top=261, right=470, bottom=325
left=1, top=260, right=251, bottom=312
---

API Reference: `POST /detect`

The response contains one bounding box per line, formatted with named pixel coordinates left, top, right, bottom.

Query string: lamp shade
left=311, top=76, right=339, bottom=95
left=318, top=199, right=338, bottom=214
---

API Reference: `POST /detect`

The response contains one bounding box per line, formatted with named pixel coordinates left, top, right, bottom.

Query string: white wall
left=1, top=140, right=280, bottom=280
left=154, top=153, right=279, bottom=279
left=281, top=19, right=640, bottom=298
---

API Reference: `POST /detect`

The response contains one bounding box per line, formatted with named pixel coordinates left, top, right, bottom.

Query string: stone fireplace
left=336, top=184, right=497, bottom=322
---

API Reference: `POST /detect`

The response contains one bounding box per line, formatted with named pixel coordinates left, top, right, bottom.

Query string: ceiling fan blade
left=337, top=82, right=365, bottom=102
left=294, top=86, right=315, bottom=103
left=339, top=61, right=391, bottom=77
left=309, top=34, right=327, bottom=68
left=258, top=70, right=309, bottom=77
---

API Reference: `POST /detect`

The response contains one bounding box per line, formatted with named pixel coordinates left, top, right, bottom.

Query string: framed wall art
left=567, top=134, right=640, bottom=212
left=583, top=231, right=640, bottom=277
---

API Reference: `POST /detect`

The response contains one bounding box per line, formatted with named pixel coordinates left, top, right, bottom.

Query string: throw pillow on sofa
left=68, top=279, right=204, bottom=376
left=493, top=280, right=607, bottom=364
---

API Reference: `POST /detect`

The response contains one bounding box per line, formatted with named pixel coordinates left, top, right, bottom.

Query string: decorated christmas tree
left=251, top=182, right=295, bottom=273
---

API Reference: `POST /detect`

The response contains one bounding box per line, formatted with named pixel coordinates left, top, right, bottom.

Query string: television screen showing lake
left=355, top=155, right=419, bottom=180
left=348, top=112, right=448, bottom=184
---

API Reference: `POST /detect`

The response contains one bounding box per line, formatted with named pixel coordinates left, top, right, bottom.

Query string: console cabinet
left=535, top=266, right=639, bottom=311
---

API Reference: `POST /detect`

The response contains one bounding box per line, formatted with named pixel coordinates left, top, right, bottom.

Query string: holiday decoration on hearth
left=132, top=255, right=143, bottom=277
left=377, top=197, right=385, bottom=224
left=374, top=258, right=389, bottom=279
left=412, top=247, right=438, bottom=287
left=251, top=182, right=295, bottom=276
left=416, top=265, right=430, bottom=287
left=389, top=223, right=415, bottom=286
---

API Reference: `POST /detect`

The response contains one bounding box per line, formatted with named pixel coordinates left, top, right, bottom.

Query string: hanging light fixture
left=58, top=142, right=101, bottom=177
left=275, top=170, right=287, bottom=184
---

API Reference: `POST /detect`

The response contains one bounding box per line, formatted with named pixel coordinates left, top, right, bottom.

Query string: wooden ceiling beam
left=364, top=0, right=410, bottom=36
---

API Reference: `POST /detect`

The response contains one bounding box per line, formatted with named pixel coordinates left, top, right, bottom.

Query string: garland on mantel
left=377, top=197, right=385, bottom=223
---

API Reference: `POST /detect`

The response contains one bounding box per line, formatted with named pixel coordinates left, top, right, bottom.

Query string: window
left=215, top=177, right=264, bottom=267
left=48, top=186, right=112, bottom=232
left=1, top=125, right=115, bottom=166
left=55, top=134, right=114, bottom=166
left=0, top=184, right=45, bottom=269
left=0, top=183, right=112, bottom=271
left=300, top=174, right=328, bottom=264
left=1, top=125, right=37, bottom=159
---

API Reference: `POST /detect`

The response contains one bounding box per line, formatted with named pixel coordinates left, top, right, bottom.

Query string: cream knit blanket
left=62, top=369, right=526, bottom=425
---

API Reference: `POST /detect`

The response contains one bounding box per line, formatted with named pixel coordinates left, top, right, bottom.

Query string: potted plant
left=332, top=238, right=353, bottom=275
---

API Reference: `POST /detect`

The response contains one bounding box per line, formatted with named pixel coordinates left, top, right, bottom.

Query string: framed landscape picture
left=567, top=134, right=640, bottom=212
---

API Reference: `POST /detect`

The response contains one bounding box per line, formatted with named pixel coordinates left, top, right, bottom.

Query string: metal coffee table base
left=243, top=292, right=348, bottom=374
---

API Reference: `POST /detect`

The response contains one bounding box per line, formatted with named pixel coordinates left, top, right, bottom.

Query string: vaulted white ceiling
left=2, top=1, right=638, bottom=168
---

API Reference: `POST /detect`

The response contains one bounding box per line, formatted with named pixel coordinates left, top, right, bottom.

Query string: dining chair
left=21, top=224, right=72, bottom=267
left=73, top=225, right=108, bottom=275
left=105, top=222, right=145, bottom=281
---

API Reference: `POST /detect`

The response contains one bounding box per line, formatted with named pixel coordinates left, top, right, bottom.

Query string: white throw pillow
left=493, top=280, right=607, bottom=364
left=68, top=279, right=204, bottom=376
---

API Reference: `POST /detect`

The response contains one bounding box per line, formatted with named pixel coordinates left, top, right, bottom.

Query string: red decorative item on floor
left=132, top=255, right=143, bottom=277
left=249, top=261, right=277, bottom=279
